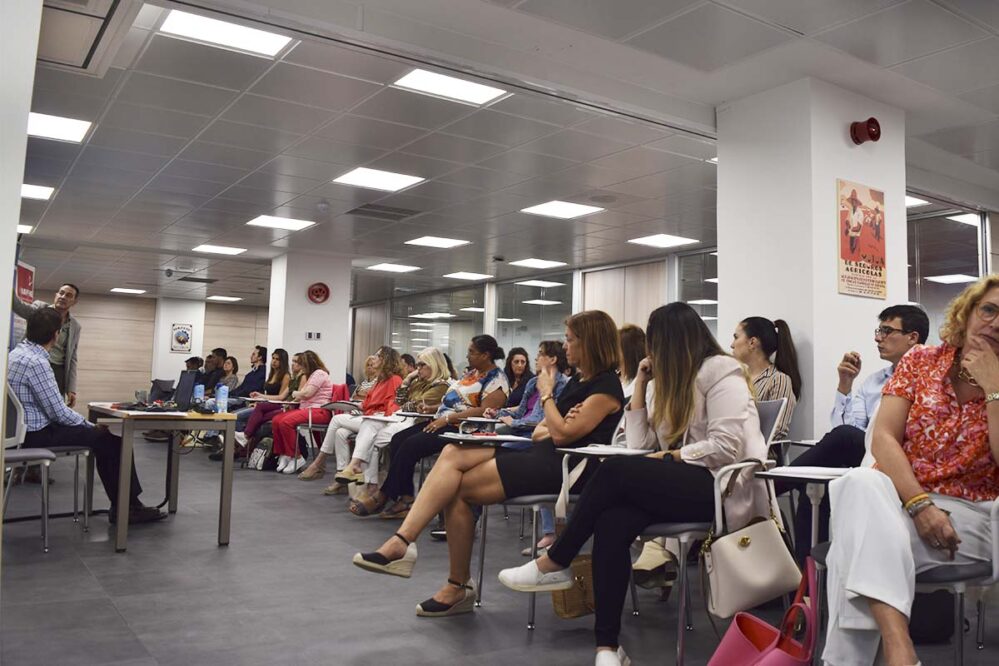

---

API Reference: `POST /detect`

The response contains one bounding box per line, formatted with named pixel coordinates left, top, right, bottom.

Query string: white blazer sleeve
left=679, top=373, right=750, bottom=468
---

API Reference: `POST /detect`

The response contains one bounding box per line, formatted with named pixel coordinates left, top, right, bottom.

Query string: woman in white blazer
left=498, top=302, right=772, bottom=666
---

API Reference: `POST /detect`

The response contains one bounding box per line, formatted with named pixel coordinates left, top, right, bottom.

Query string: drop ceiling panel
left=718, top=0, right=906, bottom=35
left=942, top=0, right=999, bottom=31
left=920, top=119, right=999, bottom=154
left=436, top=165, right=529, bottom=190
left=519, top=130, right=632, bottom=161
left=258, top=154, right=346, bottom=181
left=350, top=88, right=475, bottom=129
left=236, top=171, right=322, bottom=195
left=476, top=149, right=578, bottom=176
left=87, top=126, right=187, bottom=157
left=249, top=62, right=383, bottom=111
left=160, top=159, right=250, bottom=185
left=102, top=101, right=211, bottom=139
left=489, top=95, right=598, bottom=126
left=221, top=94, right=336, bottom=134
left=199, top=120, right=302, bottom=153
left=368, top=152, right=463, bottom=179
left=591, top=146, right=700, bottom=176
left=134, top=34, right=271, bottom=89
left=573, top=115, right=675, bottom=144
left=177, top=141, right=272, bottom=170
left=401, top=132, right=507, bottom=162
left=315, top=114, right=428, bottom=150
left=146, top=174, right=231, bottom=198
left=33, top=63, right=122, bottom=98
left=116, top=71, right=238, bottom=116
left=282, top=41, right=409, bottom=84
left=625, top=3, right=794, bottom=71
left=959, top=83, right=999, bottom=114
left=30, top=89, right=107, bottom=122
left=77, top=146, right=169, bottom=173
left=514, top=0, right=701, bottom=40
left=891, top=37, right=999, bottom=93
left=813, top=0, right=986, bottom=68
left=647, top=134, right=717, bottom=160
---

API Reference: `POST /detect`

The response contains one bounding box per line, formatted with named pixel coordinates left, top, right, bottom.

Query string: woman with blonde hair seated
left=498, top=303, right=772, bottom=666
left=823, top=275, right=999, bottom=666
left=352, top=355, right=379, bottom=400
left=352, top=312, right=624, bottom=619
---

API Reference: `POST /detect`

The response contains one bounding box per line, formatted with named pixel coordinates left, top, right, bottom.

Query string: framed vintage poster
left=837, top=179, right=886, bottom=299
left=171, top=323, right=193, bottom=353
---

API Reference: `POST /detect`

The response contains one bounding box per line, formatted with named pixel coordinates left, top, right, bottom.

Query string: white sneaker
left=595, top=647, right=630, bottom=666
left=283, top=456, right=306, bottom=474
left=498, top=559, right=572, bottom=592
left=275, top=455, right=290, bottom=472
left=234, top=432, right=248, bottom=447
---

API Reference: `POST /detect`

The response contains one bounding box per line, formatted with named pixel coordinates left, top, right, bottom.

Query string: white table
left=757, top=466, right=850, bottom=548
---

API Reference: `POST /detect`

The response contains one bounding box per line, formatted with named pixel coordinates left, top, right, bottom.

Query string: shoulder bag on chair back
left=701, top=459, right=801, bottom=619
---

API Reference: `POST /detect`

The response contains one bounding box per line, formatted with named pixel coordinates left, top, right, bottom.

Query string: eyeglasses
left=874, top=326, right=907, bottom=340
left=977, top=302, right=999, bottom=323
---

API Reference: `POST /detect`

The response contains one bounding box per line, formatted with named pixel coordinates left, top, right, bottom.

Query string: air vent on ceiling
left=38, top=0, right=142, bottom=77
left=178, top=276, right=217, bottom=284
left=346, top=203, right=423, bottom=222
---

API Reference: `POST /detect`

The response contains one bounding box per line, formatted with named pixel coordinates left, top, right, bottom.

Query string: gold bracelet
left=986, top=391, right=999, bottom=403
left=903, top=492, right=930, bottom=510
left=540, top=394, right=553, bottom=406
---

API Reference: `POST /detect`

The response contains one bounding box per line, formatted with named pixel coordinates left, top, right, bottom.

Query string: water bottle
left=215, top=384, right=229, bottom=413
left=193, top=383, right=205, bottom=403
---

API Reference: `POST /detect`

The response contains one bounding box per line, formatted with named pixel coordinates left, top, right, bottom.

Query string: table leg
left=805, top=483, right=826, bottom=549
left=218, top=420, right=234, bottom=546
left=115, top=419, right=134, bottom=552
left=168, top=432, right=180, bottom=514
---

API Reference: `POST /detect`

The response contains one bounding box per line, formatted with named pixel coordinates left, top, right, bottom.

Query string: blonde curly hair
left=940, top=274, right=999, bottom=347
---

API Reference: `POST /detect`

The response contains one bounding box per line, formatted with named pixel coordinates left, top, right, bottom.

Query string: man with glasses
left=781, top=304, right=929, bottom=561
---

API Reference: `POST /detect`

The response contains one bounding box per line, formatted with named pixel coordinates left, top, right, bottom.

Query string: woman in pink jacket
left=499, top=302, right=771, bottom=666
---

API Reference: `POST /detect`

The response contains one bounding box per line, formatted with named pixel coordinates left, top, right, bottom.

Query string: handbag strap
left=556, top=456, right=588, bottom=522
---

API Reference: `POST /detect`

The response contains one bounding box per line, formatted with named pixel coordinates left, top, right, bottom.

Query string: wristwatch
left=540, top=394, right=554, bottom=406
left=986, top=391, right=999, bottom=403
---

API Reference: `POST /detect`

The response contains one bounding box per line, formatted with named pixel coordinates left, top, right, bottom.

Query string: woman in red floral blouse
left=824, top=275, right=999, bottom=666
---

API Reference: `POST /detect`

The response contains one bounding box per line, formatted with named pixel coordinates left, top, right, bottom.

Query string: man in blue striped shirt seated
left=8, top=307, right=164, bottom=524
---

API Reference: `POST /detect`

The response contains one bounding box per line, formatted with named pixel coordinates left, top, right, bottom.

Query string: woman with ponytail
left=731, top=316, right=801, bottom=439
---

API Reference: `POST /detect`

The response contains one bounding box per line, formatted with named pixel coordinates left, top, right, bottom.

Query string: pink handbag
left=707, top=557, right=817, bottom=666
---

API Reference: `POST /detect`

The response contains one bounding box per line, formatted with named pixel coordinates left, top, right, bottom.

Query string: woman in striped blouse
left=730, top=316, right=801, bottom=440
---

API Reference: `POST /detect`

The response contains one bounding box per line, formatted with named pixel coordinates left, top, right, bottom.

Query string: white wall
left=718, top=78, right=907, bottom=438
left=151, top=298, right=206, bottom=380
left=268, top=252, right=352, bottom=382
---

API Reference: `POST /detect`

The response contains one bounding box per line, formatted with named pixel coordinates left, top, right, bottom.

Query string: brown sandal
left=350, top=491, right=387, bottom=517
left=379, top=497, right=413, bottom=520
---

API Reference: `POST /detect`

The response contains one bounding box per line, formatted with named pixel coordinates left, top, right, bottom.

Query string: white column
left=267, top=252, right=352, bottom=382
left=0, top=0, right=44, bottom=585
left=717, top=78, right=908, bottom=438
left=150, top=298, right=207, bottom=379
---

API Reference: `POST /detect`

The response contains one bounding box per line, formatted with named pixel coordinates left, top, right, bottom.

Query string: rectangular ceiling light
left=410, top=312, right=456, bottom=319
left=159, top=10, right=292, bottom=57
left=393, top=69, right=507, bottom=105
left=16, top=225, right=33, bottom=234
left=27, top=112, right=91, bottom=143
left=207, top=295, right=243, bottom=302
left=509, top=258, right=567, bottom=269
left=405, top=236, right=470, bottom=248
left=688, top=299, right=718, bottom=305
left=460, top=307, right=485, bottom=312
left=21, top=184, right=54, bottom=200
left=333, top=167, right=424, bottom=192
left=523, top=299, right=562, bottom=306
left=628, top=234, right=699, bottom=249
left=110, top=288, right=146, bottom=294
left=705, top=277, right=719, bottom=284
left=947, top=213, right=980, bottom=226
left=516, top=279, right=565, bottom=288
left=924, top=274, right=979, bottom=284
left=410, top=322, right=435, bottom=327
left=905, top=196, right=928, bottom=207
left=496, top=317, right=522, bottom=322
left=193, top=244, right=246, bottom=255
left=367, top=263, right=421, bottom=273
left=708, top=157, right=718, bottom=164
left=701, top=316, right=718, bottom=321
left=521, top=200, right=604, bottom=219
left=246, top=215, right=314, bottom=231
left=444, top=271, right=493, bottom=280
left=410, top=338, right=430, bottom=343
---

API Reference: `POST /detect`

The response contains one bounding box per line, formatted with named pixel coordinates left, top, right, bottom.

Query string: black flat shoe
left=109, top=505, right=167, bottom=525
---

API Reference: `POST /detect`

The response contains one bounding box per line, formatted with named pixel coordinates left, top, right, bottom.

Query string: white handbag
left=701, top=459, right=801, bottom=619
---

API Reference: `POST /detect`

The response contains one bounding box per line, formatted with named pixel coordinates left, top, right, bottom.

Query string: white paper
left=763, top=466, right=850, bottom=479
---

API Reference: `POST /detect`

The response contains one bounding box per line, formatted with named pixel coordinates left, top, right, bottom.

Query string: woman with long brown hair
left=618, top=323, right=646, bottom=397
left=352, top=311, right=624, bottom=619
left=730, top=316, right=801, bottom=439
left=499, top=303, right=771, bottom=666
left=269, top=350, right=334, bottom=474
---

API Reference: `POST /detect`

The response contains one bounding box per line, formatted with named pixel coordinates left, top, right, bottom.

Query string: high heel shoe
left=415, top=579, right=476, bottom=617
left=352, top=532, right=417, bottom=578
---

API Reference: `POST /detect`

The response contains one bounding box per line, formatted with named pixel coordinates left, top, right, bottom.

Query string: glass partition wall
left=678, top=251, right=719, bottom=339
left=495, top=273, right=574, bottom=355
left=389, top=287, right=485, bottom=366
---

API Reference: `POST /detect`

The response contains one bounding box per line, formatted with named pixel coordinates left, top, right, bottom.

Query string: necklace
left=955, top=352, right=980, bottom=387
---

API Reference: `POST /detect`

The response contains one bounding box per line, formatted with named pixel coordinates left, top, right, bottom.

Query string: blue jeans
left=234, top=406, right=254, bottom=433
left=540, top=507, right=555, bottom=536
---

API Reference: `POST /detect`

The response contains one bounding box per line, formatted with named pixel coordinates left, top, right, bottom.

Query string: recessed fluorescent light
left=21, top=184, right=54, bottom=200
left=444, top=272, right=493, bottom=280
left=193, top=244, right=246, bottom=255
left=159, top=10, right=291, bottom=57
left=368, top=263, right=421, bottom=273
left=410, top=338, right=430, bottom=343
left=16, top=225, right=33, bottom=234
left=410, top=322, right=435, bottom=327
left=27, top=112, right=91, bottom=143
left=496, top=317, right=522, bottom=322
left=509, top=258, right=567, bottom=269
left=333, top=167, right=424, bottom=192
left=628, top=234, right=699, bottom=249
left=516, top=280, right=565, bottom=288
left=110, top=288, right=146, bottom=295
left=905, top=196, right=928, bottom=207
left=410, top=312, right=455, bottom=319
left=393, top=69, right=507, bottom=105
left=705, top=277, right=718, bottom=284
left=701, top=316, right=718, bottom=321
left=710, top=252, right=718, bottom=256
left=688, top=299, right=718, bottom=305
left=523, top=299, right=562, bottom=306
left=924, top=274, right=978, bottom=284
left=520, top=201, right=605, bottom=219
left=246, top=215, right=314, bottom=231
left=207, top=295, right=243, bottom=302
left=460, top=307, right=485, bottom=312
left=405, top=236, right=470, bottom=249
left=708, top=157, right=718, bottom=164
left=947, top=213, right=980, bottom=227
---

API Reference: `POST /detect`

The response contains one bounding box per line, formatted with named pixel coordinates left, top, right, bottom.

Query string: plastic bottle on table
left=193, top=384, right=205, bottom=403
left=215, top=384, right=229, bottom=413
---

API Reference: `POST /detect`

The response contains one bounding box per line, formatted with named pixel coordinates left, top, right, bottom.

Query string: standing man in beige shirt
left=13, top=283, right=81, bottom=407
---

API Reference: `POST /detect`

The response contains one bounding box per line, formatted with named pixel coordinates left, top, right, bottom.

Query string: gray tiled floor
left=1, top=438, right=996, bottom=665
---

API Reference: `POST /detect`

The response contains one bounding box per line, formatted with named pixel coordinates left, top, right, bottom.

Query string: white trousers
left=352, top=418, right=414, bottom=485
left=320, top=413, right=363, bottom=468
left=823, top=467, right=992, bottom=666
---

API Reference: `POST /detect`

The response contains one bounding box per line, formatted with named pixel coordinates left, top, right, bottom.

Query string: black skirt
left=494, top=439, right=597, bottom=500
